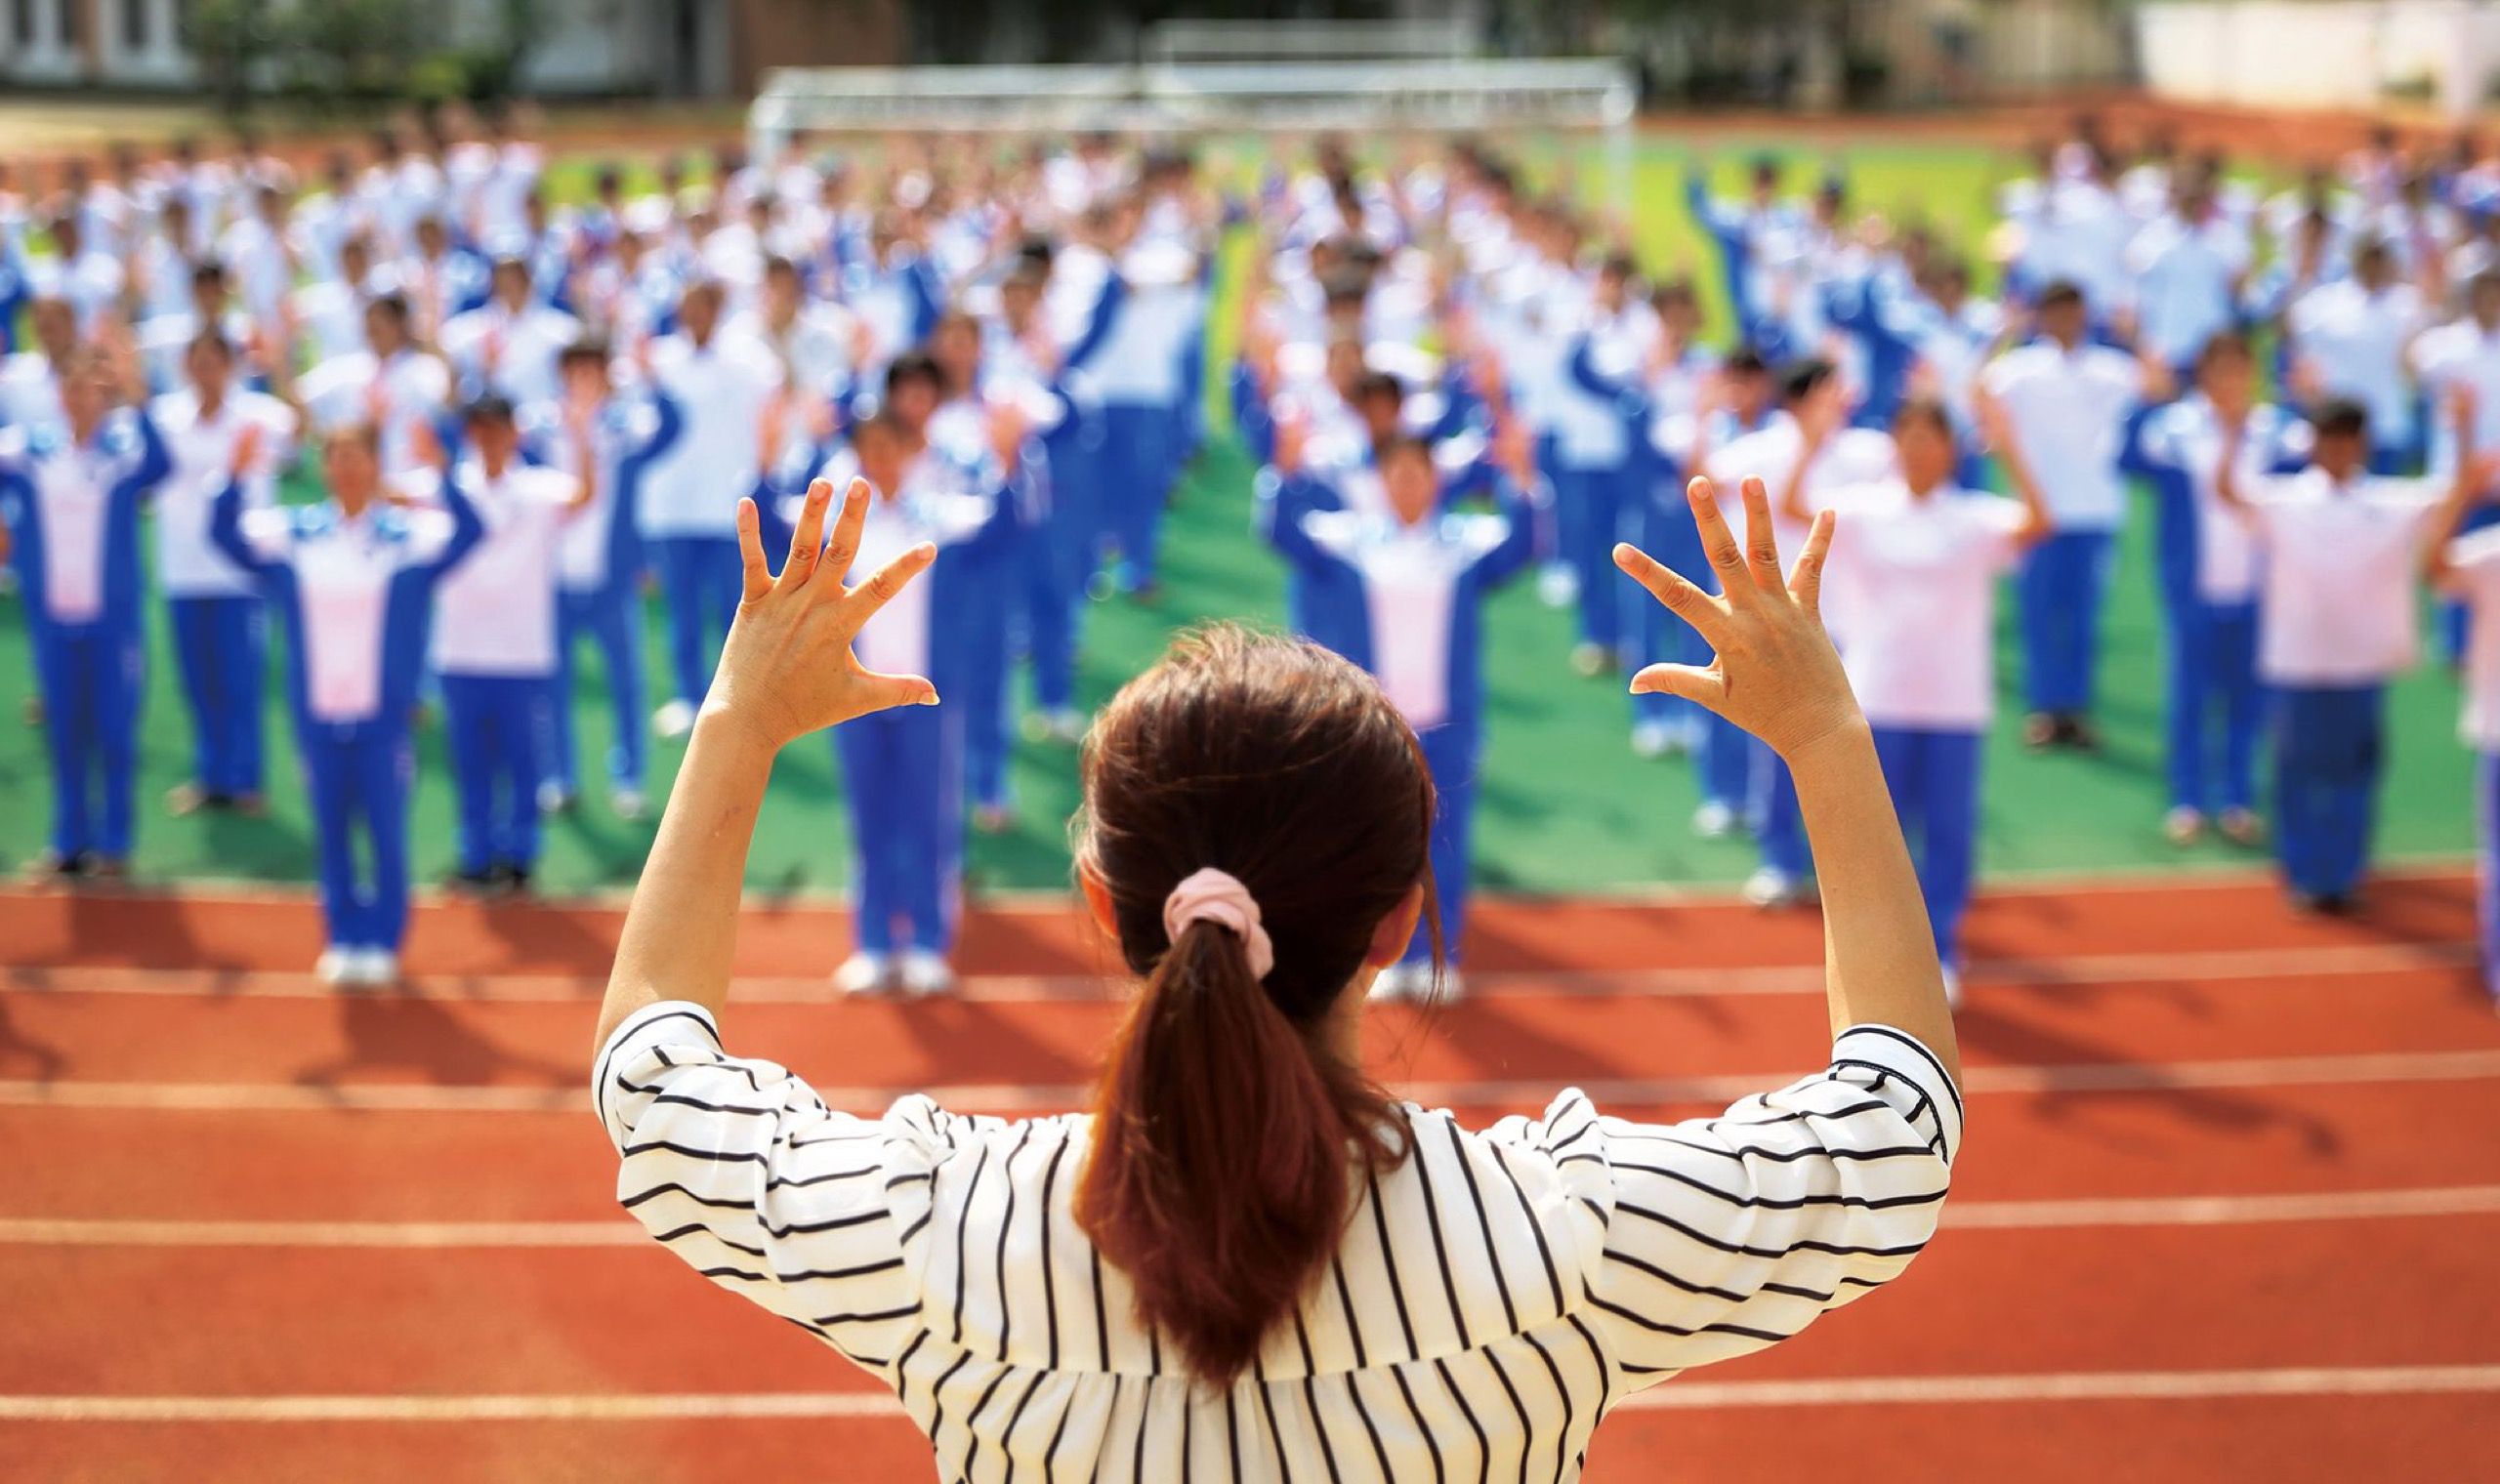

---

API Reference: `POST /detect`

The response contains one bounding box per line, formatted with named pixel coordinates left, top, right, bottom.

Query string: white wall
left=2139, top=0, right=2500, bottom=113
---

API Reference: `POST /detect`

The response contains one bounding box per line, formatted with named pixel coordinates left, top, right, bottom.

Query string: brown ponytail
left=1074, top=626, right=1436, bottom=1385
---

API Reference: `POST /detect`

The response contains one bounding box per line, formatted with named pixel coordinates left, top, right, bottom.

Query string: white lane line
left=4, top=1365, right=2496, bottom=1422
left=7, top=1185, right=2497, bottom=1250
left=8, top=1047, right=2498, bottom=1116
left=2, top=941, right=2476, bottom=1004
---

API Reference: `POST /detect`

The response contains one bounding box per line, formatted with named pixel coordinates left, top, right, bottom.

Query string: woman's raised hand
left=706, top=477, right=939, bottom=751
left=1613, top=474, right=1862, bottom=763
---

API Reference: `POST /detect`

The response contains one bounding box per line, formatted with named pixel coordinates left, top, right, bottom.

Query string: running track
left=3, top=870, right=2496, bottom=1482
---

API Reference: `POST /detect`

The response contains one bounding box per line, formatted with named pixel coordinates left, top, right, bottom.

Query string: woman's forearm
left=593, top=714, right=778, bottom=1051
left=1787, top=721, right=1962, bottom=1082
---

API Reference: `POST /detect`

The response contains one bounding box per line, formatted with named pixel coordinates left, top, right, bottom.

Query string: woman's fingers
left=1687, top=476, right=1750, bottom=598
left=817, top=478, right=871, bottom=597
left=836, top=541, right=939, bottom=634
left=779, top=478, right=833, bottom=589
left=1738, top=476, right=1786, bottom=594
left=734, top=498, right=772, bottom=602
left=1628, top=662, right=1729, bottom=711
left=851, top=666, right=941, bottom=712
left=1788, top=508, right=1837, bottom=620
left=1612, top=542, right=1728, bottom=646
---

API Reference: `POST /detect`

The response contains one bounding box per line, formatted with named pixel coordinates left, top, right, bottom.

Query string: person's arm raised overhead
left=593, top=476, right=938, bottom=1053
left=1613, top=476, right=1958, bottom=1081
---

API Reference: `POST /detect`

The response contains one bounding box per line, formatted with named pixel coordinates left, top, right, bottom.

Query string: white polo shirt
left=424, top=459, right=578, bottom=678
left=2288, top=280, right=2429, bottom=448
left=439, top=301, right=583, bottom=409
left=149, top=388, right=299, bottom=599
left=641, top=329, right=784, bottom=539
left=2240, top=467, right=2443, bottom=686
left=1979, top=341, right=2141, bottom=530
left=297, top=347, right=454, bottom=476
left=2411, top=317, right=2500, bottom=476
left=1705, top=414, right=1898, bottom=574
left=2133, top=397, right=2313, bottom=603
left=1822, top=479, right=2027, bottom=730
left=2445, top=526, right=2500, bottom=750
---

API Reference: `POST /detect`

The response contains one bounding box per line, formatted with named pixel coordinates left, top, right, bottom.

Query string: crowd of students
left=4, top=107, right=2500, bottom=1006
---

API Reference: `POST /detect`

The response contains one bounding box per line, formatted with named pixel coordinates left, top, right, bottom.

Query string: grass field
left=0, top=136, right=2478, bottom=895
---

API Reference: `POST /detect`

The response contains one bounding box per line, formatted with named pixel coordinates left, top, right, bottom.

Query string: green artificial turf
left=0, top=137, right=2475, bottom=896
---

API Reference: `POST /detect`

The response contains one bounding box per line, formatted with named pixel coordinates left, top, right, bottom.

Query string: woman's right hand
left=1613, top=474, right=1863, bottom=763
left=704, top=477, right=939, bottom=753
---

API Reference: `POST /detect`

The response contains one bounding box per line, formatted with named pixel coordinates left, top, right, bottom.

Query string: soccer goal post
left=747, top=54, right=1640, bottom=209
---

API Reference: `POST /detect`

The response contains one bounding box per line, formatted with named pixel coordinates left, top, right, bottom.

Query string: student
left=639, top=278, right=786, bottom=740
left=428, top=395, right=590, bottom=893
left=2127, top=331, right=2310, bottom=844
left=0, top=346, right=170, bottom=879
left=1549, top=252, right=1653, bottom=674
left=1790, top=396, right=2055, bottom=997
left=784, top=420, right=1019, bottom=998
left=151, top=331, right=299, bottom=815
left=1978, top=279, right=2169, bottom=749
left=1067, top=212, right=1199, bottom=597
left=1699, top=358, right=1896, bottom=906
left=438, top=255, right=582, bottom=408
left=2284, top=239, right=2428, bottom=474
left=212, top=423, right=484, bottom=983
left=2214, top=399, right=2498, bottom=911
left=2423, top=473, right=2500, bottom=1004
left=1265, top=429, right=1542, bottom=1002
left=291, top=292, right=454, bottom=477
left=535, top=340, right=683, bottom=821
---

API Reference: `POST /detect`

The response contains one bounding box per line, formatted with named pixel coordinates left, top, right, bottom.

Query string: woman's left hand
left=703, top=476, right=939, bottom=751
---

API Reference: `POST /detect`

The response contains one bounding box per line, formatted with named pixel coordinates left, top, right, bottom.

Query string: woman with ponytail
left=596, top=473, right=1962, bottom=1480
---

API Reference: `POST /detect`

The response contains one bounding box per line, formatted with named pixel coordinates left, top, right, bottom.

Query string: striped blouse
left=596, top=1002, right=1961, bottom=1482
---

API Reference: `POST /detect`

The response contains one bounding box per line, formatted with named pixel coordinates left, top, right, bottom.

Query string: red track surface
left=4, top=870, right=2498, bottom=1482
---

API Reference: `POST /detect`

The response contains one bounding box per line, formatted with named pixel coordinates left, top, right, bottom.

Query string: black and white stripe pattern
left=600, top=1006, right=1957, bottom=1482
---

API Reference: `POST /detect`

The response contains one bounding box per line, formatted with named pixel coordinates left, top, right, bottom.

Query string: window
left=123, top=0, right=147, bottom=51
left=13, top=0, right=34, bottom=49
left=57, top=0, right=78, bottom=49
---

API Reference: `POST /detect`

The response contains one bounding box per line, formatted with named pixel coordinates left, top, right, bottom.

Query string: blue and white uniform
left=531, top=391, right=683, bottom=804
left=1979, top=338, right=2144, bottom=721
left=1554, top=301, right=1657, bottom=661
left=640, top=325, right=785, bottom=712
left=0, top=408, right=170, bottom=863
left=2127, top=397, right=2310, bottom=820
left=1265, top=478, right=1540, bottom=968
left=212, top=474, right=485, bottom=952
left=428, top=451, right=581, bottom=877
left=149, top=385, right=299, bottom=801
left=772, top=464, right=1020, bottom=958
left=2234, top=468, right=2446, bottom=901
left=1069, top=242, right=1199, bottom=593
left=2438, top=525, right=2500, bottom=999
left=1820, top=479, right=2031, bottom=969
left=921, top=394, right=1034, bottom=817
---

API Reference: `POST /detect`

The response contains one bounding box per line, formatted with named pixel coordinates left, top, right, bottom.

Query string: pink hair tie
left=1161, top=867, right=1275, bottom=981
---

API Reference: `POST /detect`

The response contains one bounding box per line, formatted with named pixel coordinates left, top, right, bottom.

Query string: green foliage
left=184, top=0, right=550, bottom=121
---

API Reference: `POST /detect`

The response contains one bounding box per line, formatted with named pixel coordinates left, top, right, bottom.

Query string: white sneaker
left=1940, top=965, right=1964, bottom=1009
left=652, top=699, right=697, bottom=740
left=1631, top=721, right=1674, bottom=760
left=353, top=948, right=400, bottom=987
left=1742, top=867, right=1802, bottom=909
left=1536, top=564, right=1578, bottom=608
left=897, top=950, right=957, bottom=999
left=537, top=781, right=576, bottom=817
left=1044, top=709, right=1087, bottom=744
left=611, top=786, right=647, bottom=822
left=315, top=946, right=353, bottom=985
left=833, top=952, right=894, bottom=997
left=1692, top=801, right=1737, bottom=839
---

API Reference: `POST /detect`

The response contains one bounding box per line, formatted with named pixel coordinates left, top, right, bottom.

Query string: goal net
left=747, top=26, right=1639, bottom=205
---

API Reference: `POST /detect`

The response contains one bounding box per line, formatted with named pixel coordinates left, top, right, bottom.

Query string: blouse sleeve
left=1535, top=1023, right=1960, bottom=1388
left=594, top=1001, right=941, bottom=1373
